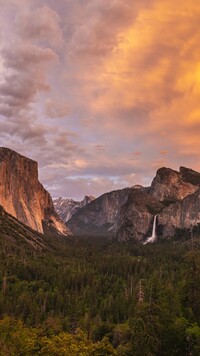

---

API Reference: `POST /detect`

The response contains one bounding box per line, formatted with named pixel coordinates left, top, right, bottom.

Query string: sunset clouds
left=1, top=0, right=200, bottom=199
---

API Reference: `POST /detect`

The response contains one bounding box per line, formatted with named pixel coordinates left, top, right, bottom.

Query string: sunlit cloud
left=0, top=0, right=200, bottom=198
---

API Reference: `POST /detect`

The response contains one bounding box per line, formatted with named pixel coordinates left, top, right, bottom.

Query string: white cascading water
left=143, top=215, right=157, bottom=245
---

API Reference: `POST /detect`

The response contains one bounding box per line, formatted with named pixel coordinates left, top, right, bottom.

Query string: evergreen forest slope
left=1, top=222, right=200, bottom=355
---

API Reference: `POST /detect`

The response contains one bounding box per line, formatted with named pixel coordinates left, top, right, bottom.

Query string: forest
left=0, top=225, right=200, bottom=355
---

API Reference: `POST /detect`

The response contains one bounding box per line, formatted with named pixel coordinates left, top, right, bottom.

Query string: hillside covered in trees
left=1, top=224, right=200, bottom=355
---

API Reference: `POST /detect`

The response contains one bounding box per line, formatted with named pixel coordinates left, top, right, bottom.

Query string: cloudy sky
left=1, top=0, right=200, bottom=199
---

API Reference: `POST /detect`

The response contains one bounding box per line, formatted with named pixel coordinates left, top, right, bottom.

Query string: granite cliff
left=0, top=148, right=70, bottom=236
left=117, top=167, right=200, bottom=241
left=67, top=166, right=200, bottom=242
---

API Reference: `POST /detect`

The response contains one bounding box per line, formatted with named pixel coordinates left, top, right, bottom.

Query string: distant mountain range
left=1, top=147, right=200, bottom=244
left=53, top=196, right=95, bottom=222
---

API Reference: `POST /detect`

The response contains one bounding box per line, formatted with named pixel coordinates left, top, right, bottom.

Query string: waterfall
left=143, top=215, right=158, bottom=245
left=152, top=215, right=157, bottom=239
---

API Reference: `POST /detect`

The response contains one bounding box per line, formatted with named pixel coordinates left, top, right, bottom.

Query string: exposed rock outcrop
left=0, top=147, right=70, bottom=236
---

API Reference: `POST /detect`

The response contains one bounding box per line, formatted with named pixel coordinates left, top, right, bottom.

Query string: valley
left=0, top=148, right=200, bottom=354
left=1, top=231, right=200, bottom=355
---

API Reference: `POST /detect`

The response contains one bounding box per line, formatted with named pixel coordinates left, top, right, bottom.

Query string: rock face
left=67, top=188, right=132, bottom=236
left=116, top=188, right=164, bottom=242
left=159, top=187, right=200, bottom=238
left=67, top=165, right=200, bottom=242
left=117, top=167, right=200, bottom=241
left=0, top=147, right=70, bottom=235
left=53, top=196, right=95, bottom=222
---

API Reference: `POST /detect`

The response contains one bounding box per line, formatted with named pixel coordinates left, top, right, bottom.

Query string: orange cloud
left=71, top=0, right=200, bottom=158
left=2, top=0, right=200, bottom=198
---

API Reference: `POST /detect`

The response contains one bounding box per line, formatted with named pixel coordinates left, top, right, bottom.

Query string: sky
left=1, top=0, right=200, bottom=199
